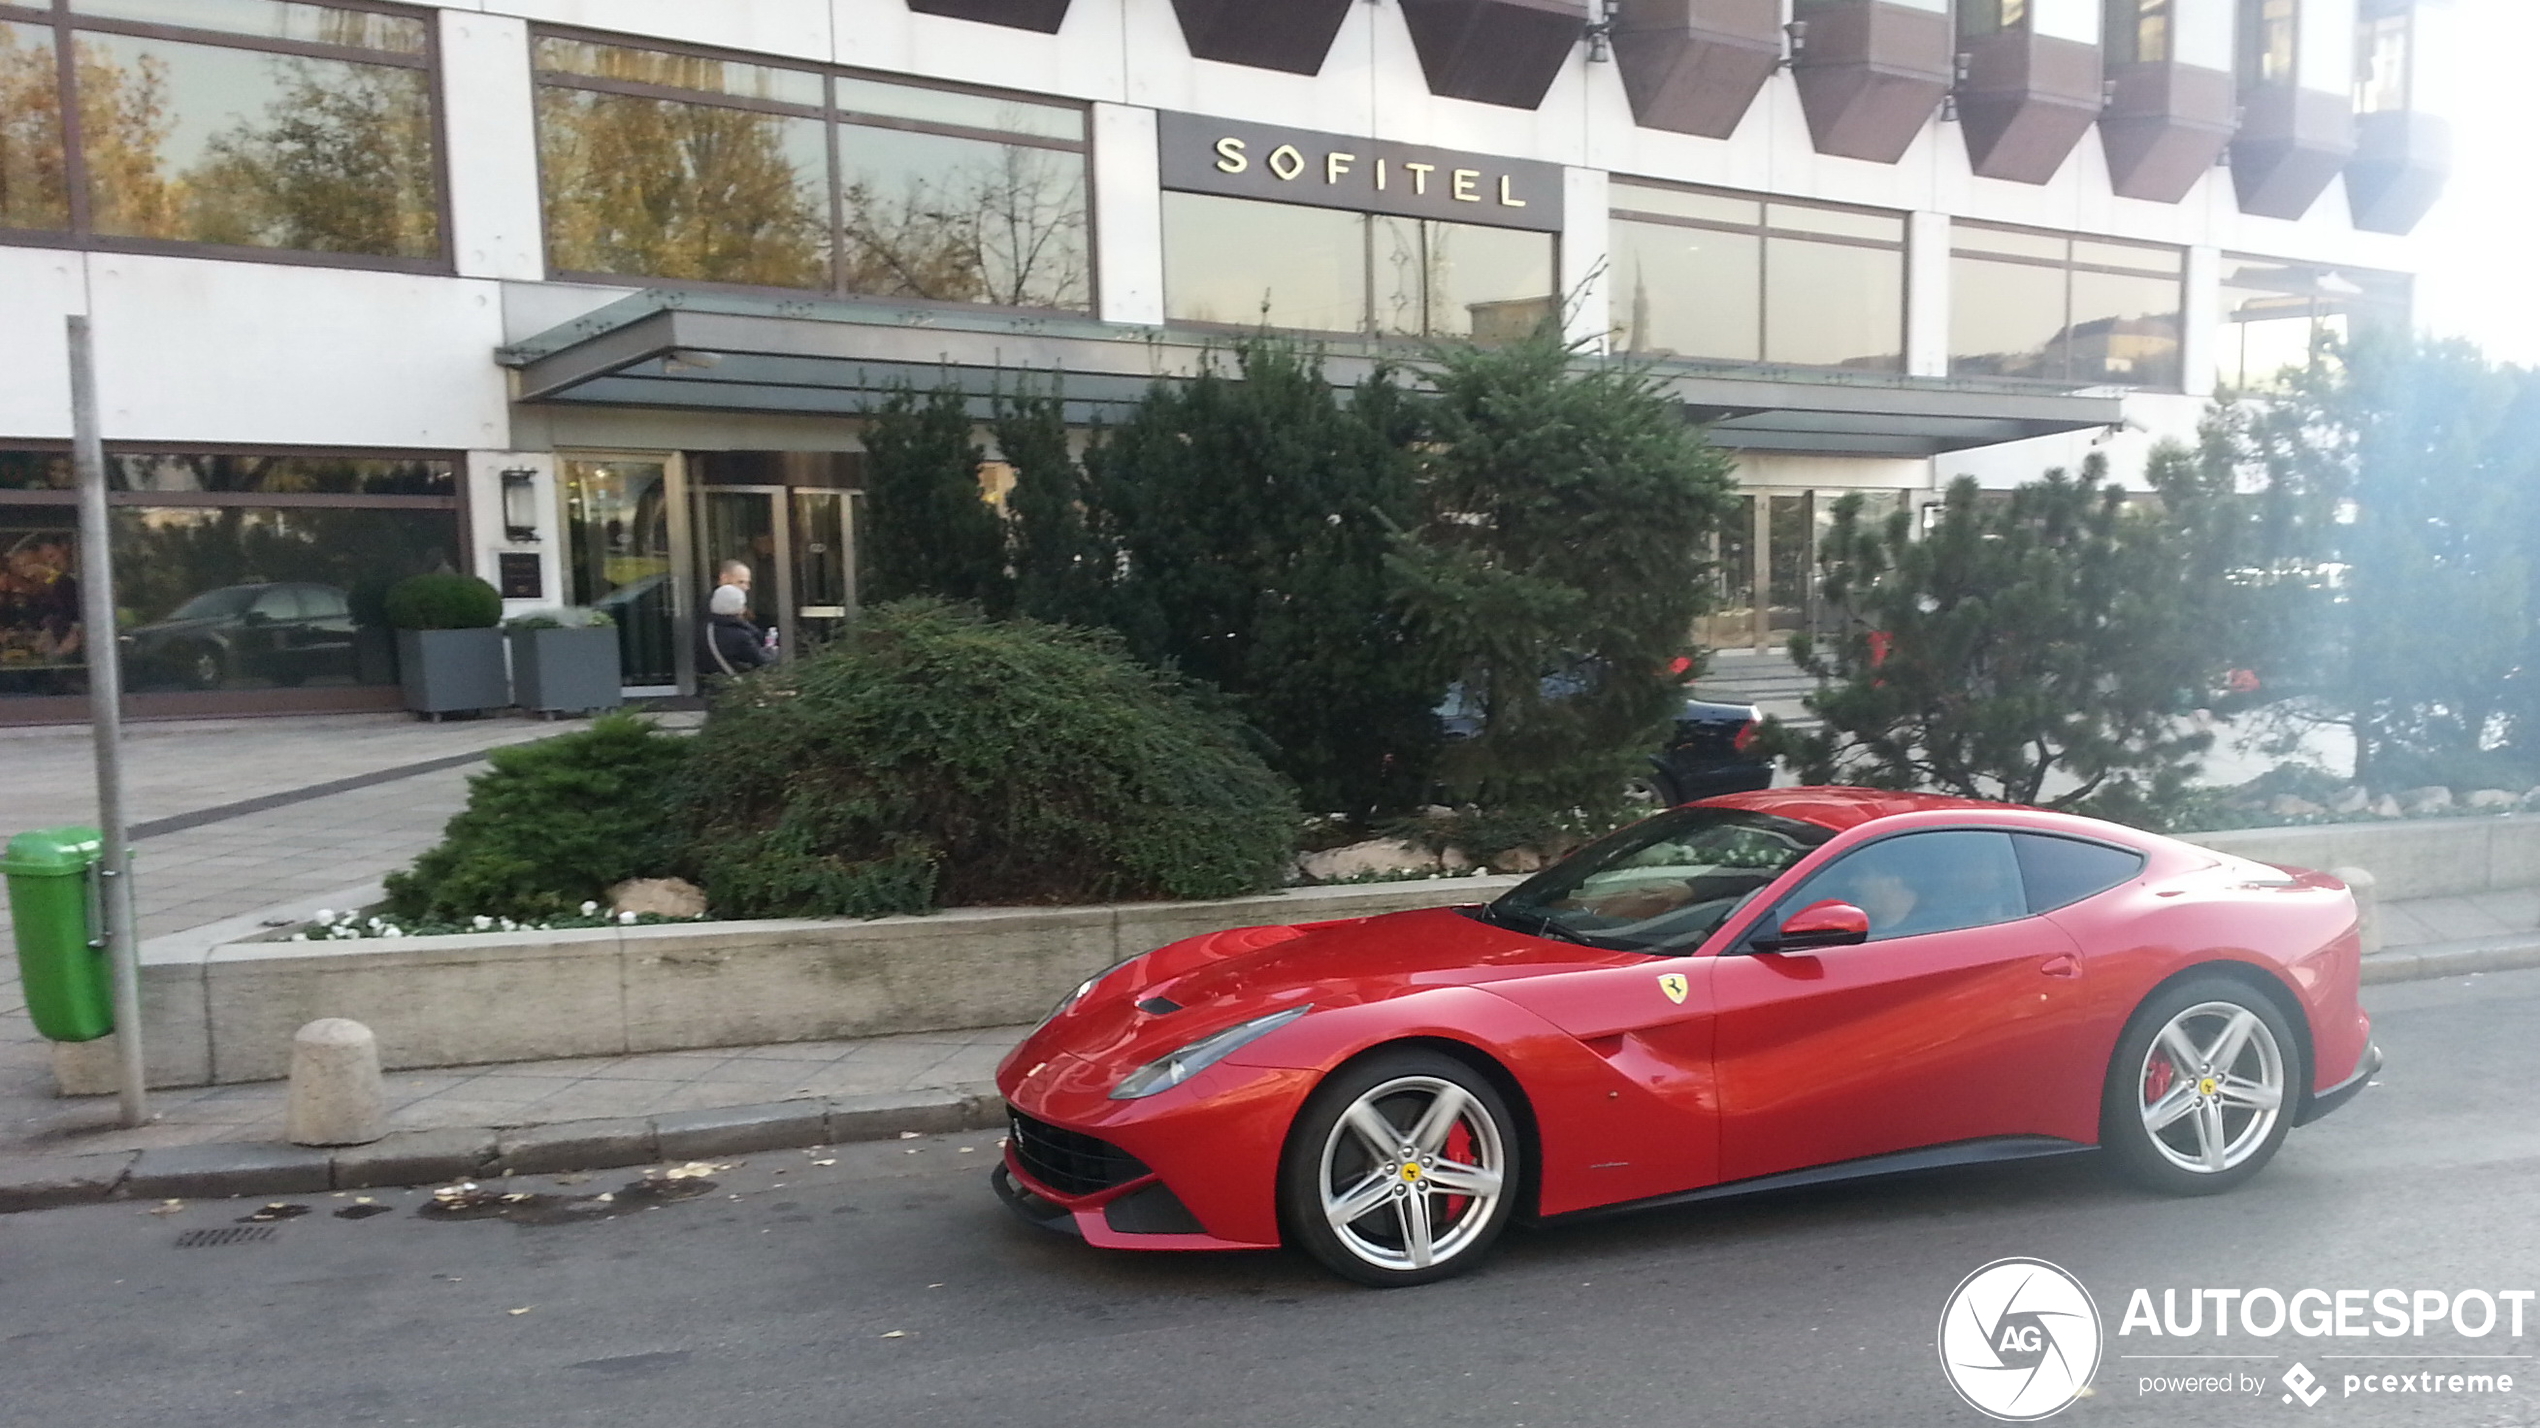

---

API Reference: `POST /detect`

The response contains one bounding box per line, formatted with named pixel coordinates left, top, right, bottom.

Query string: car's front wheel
left=1281, top=1049, right=1520, bottom=1287
left=2101, top=976, right=2299, bottom=1195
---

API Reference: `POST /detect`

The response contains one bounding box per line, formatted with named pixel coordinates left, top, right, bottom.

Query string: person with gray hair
left=698, top=580, right=772, bottom=684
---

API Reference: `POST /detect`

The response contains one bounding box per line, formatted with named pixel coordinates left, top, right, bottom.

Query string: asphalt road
left=5, top=971, right=2539, bottom=1428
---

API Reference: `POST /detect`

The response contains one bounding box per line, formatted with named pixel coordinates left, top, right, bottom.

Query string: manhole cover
left=175, top=1226, right=277, bottom=1248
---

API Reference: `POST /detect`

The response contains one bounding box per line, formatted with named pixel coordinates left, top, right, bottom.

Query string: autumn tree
left=838, top=138, right=1088, bottom=308
left=185, top=60, right=437, bottom=257
left=537, top=86, right=826, bottom=287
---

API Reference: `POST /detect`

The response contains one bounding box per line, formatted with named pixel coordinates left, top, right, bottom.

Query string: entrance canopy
left=500, top=292, right=2122, bottom=460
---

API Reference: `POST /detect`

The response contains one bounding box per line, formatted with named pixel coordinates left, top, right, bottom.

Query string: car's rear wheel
left=2101, top=977, right=2297, bottom=1195
left=1281, top=1049, right=1519, bottom=1288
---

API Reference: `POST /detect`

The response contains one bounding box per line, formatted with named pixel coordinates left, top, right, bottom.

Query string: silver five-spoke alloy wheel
left=1317, top=1074, right=1507, bottom=1274
left=2137, top=1000, right=2285, bottom=1174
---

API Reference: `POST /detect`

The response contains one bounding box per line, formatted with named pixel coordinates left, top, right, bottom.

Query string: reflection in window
left=1959, top=0, right=2031, bottom=39
left=1161, top=191, right=1554, bottom=340
left=0, top=21, right=69, bottom=231
left=533, top=35, right=1089, bottom=311
left=1610, top=179, right=1904, bottom=372
left=2, top=1, right=440, bottom=258
left=2216, top=256, right=2411, bottom=390
left=109, top=452, right=456, bottom=496
left=2241, top=0, right=2297, bottom=87
left=2106, top=0, right=2173, bottom=65
left=1950, top=224, right=2183, bottom=388
left=2354, top=11, right=2410, bottom=114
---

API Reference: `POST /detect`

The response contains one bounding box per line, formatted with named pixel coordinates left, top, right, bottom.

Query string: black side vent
left=1136, top=996, right=1183, bottom=1015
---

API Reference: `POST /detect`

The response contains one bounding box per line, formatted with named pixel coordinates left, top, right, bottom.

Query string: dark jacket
left=699, top=613, right=772, bottom=679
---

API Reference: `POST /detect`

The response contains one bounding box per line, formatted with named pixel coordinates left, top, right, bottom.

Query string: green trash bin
left=3, top=826, right=114, bottom=1043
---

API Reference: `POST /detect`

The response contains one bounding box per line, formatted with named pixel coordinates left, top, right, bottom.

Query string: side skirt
left=1539, top=1135, right=2096, bottom=1226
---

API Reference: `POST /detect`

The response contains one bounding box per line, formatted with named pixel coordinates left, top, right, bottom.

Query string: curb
left=0, top=1082, right=1002, bottom=1215
left=8, top=941, right=2539, bottom=1216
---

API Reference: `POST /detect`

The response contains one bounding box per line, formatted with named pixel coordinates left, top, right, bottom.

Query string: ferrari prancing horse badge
left=1657, top=973, right=1688, bottom=1004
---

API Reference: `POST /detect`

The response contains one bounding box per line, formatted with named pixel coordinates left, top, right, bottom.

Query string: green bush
left=381, top=713, right=691, bottom=921
left=383, top=571, right=502, bottom=630
left=676, top=600, right=1299, bottom=918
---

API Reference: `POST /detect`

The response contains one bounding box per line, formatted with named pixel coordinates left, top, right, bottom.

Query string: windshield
left=1484, top=807, right=1834, bottom=954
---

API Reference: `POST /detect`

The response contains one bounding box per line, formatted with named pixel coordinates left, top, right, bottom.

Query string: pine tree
left=860, top=385, right=1010, bottom=612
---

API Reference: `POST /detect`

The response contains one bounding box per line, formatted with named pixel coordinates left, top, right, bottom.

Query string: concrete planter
left=394, top=628, right=507, bottom=717
left=507, top=626, right=621, bottom=715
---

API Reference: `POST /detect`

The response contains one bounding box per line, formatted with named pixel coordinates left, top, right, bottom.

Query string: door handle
left=2038, top=955, right=2080, bottom=979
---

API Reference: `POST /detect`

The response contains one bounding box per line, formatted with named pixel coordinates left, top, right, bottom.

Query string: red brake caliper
left=2144, top=1053, right=2176, bottom=1106
left=1441, top=1122, right=1474, bottom=1223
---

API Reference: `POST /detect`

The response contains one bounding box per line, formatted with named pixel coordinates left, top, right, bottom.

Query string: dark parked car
left=125, top=581, right=359, bottom=690
left=1436, top=681, right=1773, bottom=806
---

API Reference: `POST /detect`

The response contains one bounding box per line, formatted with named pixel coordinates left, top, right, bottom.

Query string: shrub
left=381, top=713, right=691, bottom=921
left=384, top=571, right=502, bottom=630
left=676, top=600, right=1299, bottom=917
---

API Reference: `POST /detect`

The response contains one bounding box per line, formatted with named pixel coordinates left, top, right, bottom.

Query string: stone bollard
left=2332, top=866, right=2381, bottom=955
left=285, top=1018, right=388, bottom=1147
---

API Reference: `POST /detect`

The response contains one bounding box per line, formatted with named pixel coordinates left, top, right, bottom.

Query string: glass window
left=0, top=451, right=73, bottom=491
left=2216, top=256, right=2411, bottom=390
left=537, top=84, right=829, bottom=289
left=1610, top=180, right=1903, bottom=372
left=1950, top=255, right=2069, bottom=380
left=2354, top=12, right=2409, bottom=114
left=837, top=123, right=1087, bottom=309
left=1163, top=191, right=1365, bottom=332
left=107, top=452, right=456, bottom=496
left=2108, top=0, right=2174, bottom=65
left=1777, top=831, right=2031, bottom=942
left=1483, top=806, right=1836, bottom=953
left=2242, top=0, right=2297, bottom=87
left=1765, top=237, right=1903, bottom=370
left=3, top=1, right=441, bottom=261
left=1952, top=224, right=2183, bottom=388
left=1959, top=0, right=2031, bottom=40
left=531, top=33, right=1091, bottom=311
left=1610, top=215, right=1761, bottom=361
left=1, top=20, right=69, bottom=232
left=71, top=0, right=427, bottom=54
left=2014, top=834, right=2146, bottom=913
left=1162, top=192, right=1553, bottom=341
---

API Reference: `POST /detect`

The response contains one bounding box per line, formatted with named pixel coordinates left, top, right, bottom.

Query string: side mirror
left=1753, top=899, right=1870, bottom=953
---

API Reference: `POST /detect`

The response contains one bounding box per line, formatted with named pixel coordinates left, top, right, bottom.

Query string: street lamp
left=500, top=467, right=542, bottom=544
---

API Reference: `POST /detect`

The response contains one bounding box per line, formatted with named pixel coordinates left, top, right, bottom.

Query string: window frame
left=0, top=0, right=453, bottom=273
left=1608, top=176, right=1908, bottom=374
left=1949, top=219, right=2185, bottom=390
left=528, top=23, right=1098, bottom=317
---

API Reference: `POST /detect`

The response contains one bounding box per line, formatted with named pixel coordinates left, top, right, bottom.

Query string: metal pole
left=67, top=316, right=147, bottom=1128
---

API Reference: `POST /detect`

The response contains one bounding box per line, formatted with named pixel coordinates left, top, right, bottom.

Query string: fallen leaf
left=903, top=1148, right=920, bottom=1155
left=880, top=1330, right=907, bottom=1339
left=957, top=1147, right=975, bottom=1154
left=928, top=1283, right=944, bottom=1289
left=897, top=1131, right=920, bottom=1140
left=594, top=1192, right=614, bottom=1203
left=148, top=1200, right=185, bottom=1216
left=508, top=1307, right=533, bottom=1316
left=353, top=1196, right=376, bottom=1205
left=811, top=1159, right=837, bottom=1167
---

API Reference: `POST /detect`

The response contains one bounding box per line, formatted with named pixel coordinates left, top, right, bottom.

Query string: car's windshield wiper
left=1496, top=905, right=1601, bottom=948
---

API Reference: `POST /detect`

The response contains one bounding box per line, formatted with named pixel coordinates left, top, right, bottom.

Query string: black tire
left=2100, top=975, right=2301, bottom=1196
left=1281, top=1048, right=1522, bottom=1288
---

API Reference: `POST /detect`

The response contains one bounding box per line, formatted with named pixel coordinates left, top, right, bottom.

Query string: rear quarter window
left=2015, top=833, right=2147, bottom=913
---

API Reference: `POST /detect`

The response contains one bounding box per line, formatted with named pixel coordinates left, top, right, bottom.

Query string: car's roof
left=1693, top=786, right=2032, bottom=833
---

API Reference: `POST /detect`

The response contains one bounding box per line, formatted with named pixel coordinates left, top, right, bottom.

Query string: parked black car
left=125, top=581, right=360, bottom=690
left=1435, top=682, right=1773, bottom=806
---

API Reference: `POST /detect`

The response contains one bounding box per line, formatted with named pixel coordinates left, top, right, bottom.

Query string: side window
left=1773, top=830, right=2028, bottom=941
left=2014, top=833, right=2146, bottom=913
left=250, top=587, right=303, bottom=620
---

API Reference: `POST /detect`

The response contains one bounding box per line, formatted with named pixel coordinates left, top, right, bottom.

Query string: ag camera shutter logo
left=1939, top=1258, right=2103, bottom=1420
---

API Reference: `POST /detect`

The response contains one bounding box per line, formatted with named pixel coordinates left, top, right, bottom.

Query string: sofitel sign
left=1156, top=111, right=1564, bottom=235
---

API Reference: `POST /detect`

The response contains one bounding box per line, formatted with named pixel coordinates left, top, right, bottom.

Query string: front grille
left=1008, top=1108, right=1148, bottom=1198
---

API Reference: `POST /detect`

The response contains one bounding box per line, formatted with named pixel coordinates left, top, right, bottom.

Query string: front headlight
left=1108, top=1006, right=1312, bottom=1100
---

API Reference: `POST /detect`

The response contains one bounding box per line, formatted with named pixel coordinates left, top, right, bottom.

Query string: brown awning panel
left=1611, top=0, right=1783, bottom=138
left=1791, top=0, right=1952, bottom=164
left=904, top=0, right=1072, bottom=33
left=1397, top=0, right=1588, bottom=110
left=2345, top=110, right=2449, bottom=235
left=2230, top=85, right=2356, bottom=220
left=1170, top=0, right=1354, bottom=75
left=2099, top=60, right=2236, bottom=203
left=1956, top=29, right=2103, bottom=184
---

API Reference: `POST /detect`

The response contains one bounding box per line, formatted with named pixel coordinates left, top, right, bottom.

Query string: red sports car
left=993, top=789, right=2379, bottom=1286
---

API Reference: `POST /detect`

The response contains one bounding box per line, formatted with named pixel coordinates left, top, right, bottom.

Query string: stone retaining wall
left=104, top=814, right=2540, bottom=1090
